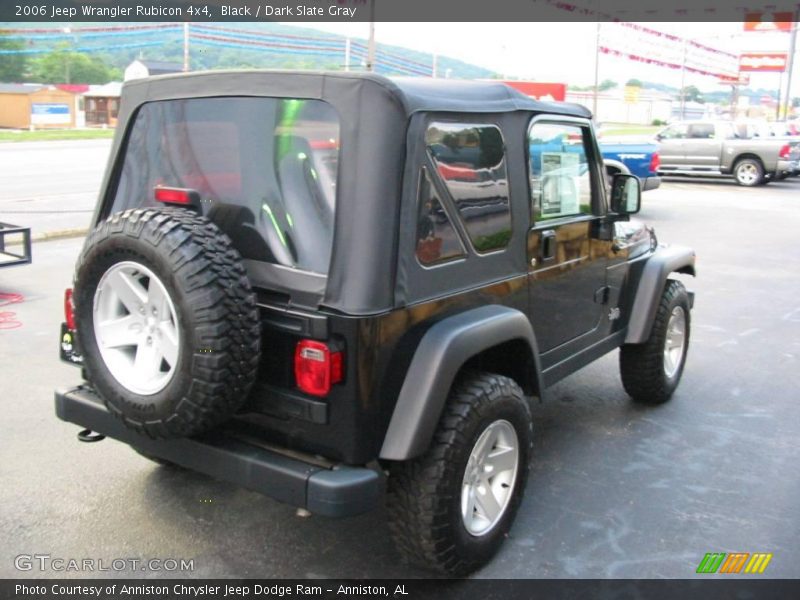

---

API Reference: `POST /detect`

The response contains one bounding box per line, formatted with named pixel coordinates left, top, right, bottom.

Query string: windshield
left=112, top=96, right=340, bottom=275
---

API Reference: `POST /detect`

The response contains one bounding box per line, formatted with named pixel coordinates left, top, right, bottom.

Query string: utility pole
left=432, top=53, right=438, bottom=78
left=679, top=36, right=688, bottom=120
left=183, top=22, right=190, bottom=72
left=782, top=15, right=798, bottom=119
left=344, top=38, right=351, bottom=72
left=366, top=0, right=376, bottom=72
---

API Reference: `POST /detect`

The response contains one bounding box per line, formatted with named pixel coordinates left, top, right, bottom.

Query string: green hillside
left=0, top=22, right=498, bottom=82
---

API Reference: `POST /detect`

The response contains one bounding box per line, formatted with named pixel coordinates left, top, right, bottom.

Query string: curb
left=33, top=228, right=88, bottom=242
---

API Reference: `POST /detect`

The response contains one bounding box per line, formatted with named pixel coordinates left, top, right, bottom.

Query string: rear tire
left=386, top=373, right=532, bottom=576
left=733, top=158, right=764, bottom=187
left=620, top=280, right=691, bottom=404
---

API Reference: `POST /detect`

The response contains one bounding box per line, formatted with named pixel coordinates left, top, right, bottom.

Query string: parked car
left=599, top=137, right=661, bottom=191
left=55, top=72, right=695, bottom=576
left=655, top=120, right=799, bottom=186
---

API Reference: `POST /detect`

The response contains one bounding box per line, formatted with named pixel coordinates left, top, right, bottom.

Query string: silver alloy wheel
left=736, top=162, right=759, bottom=185
left=663, top=306, right=686, bottom=379
left=461, top=419, right=520, bottom=537
left=93, top=261, right=180, bottom=396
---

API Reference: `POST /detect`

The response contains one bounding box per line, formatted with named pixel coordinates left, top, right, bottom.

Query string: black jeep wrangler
left=56, top=71, right=695, bottom=575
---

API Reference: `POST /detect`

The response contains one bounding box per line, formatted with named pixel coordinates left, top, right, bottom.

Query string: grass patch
left=599, top=124, right=662, bottom=137
left=0, top=129, right=115, bottom=143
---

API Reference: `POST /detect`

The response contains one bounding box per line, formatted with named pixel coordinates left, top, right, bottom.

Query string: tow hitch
left=77, top=429, right=105, bottom=443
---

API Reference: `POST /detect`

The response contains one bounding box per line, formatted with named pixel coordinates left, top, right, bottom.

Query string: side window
left=415, top=168, right=466, bottom=265
left=425, top=123, right=511, bottom=253
left=688, top=123, right=715, bottom=139
left=528, top=122, right=593, bottom=221
left=659, top=124, right=688, bottom=139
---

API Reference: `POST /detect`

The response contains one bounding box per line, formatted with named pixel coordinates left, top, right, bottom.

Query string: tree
left=683, top=85, right=704, bottom=104
left=626, top=78, right=643, bottom=87
left=598, top=79, right=618, bottom=91
left=0, top=33, right=28, bottom=82
left=30, top=46, right=120, bottom=84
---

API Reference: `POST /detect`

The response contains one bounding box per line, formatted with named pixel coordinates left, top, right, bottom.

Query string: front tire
left=386, top=373, right=532, bottom=576
left=620, top=280, right=691, bottom=404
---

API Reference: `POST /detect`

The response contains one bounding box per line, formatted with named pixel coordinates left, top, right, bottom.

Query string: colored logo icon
left=696, top=552, right=773, bottom=574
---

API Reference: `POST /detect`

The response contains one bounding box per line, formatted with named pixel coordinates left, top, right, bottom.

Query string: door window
left=658, top=124, right=688, bottom=139
left=528, top=122, right=593, bottom=221
left=688, top=123, right=715, bottom=139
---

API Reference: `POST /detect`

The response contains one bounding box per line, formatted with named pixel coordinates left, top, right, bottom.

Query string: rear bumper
left=55, top=386, right=381, bottom=518
left=642, top=176, right=661, bottom=191
left=777, top=159, right=799, bottom=173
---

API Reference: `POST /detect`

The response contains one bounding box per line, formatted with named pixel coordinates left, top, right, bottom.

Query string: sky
left=304, top=22, right=799, bottom=98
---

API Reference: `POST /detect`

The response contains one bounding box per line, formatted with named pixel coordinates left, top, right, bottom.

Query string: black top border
left=1, top=0, right=799, bottom=23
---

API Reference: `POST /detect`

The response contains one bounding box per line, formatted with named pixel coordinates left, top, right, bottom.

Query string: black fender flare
left=379, top=304, right=543, bottom=461
left=625, top=245, right=696, bottom=345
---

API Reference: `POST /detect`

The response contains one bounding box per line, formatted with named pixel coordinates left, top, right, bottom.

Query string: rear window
left=113, top=97, right=340, bottom=275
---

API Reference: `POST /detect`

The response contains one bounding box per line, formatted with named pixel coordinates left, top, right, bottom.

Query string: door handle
left=541, top=230, right=557, bottom=261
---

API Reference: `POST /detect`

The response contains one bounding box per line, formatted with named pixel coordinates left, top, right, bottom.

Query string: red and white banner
left=739, top=52, right=789, bottom=72
left=599, top=22, right=739, bottom=81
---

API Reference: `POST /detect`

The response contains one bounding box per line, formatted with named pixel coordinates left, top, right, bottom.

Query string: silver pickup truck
left=656, top=120, right=800, bottom=186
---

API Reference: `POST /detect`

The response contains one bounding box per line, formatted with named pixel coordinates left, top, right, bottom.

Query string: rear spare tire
left=74, top=208, right=261, bottom=439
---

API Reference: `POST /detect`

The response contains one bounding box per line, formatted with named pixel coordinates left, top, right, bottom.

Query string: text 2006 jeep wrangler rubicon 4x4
left=55, top=72, right=695, bottom=575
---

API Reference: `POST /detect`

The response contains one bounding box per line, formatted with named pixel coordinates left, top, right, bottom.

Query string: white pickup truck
left=656, top=120, right=800, bottom=186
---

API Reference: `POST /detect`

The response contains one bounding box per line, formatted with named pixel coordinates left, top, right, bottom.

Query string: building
left=0, top=84, right=77, bottom=129
left=124, top=60, right=183, bottom=81
left=83, top=82, right=123, bottom=127
left=565, top=89, right=673, bottom=125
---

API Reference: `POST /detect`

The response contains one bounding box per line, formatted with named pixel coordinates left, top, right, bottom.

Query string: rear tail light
left=649, top=151, right=660, bottom=173
left=64, top=288, right=76, bottom=330
left=778, top=144, right=791, bottom=159
left=294, top=339, right=343, bottom=397
left=154, top=186, right=200, bottom=207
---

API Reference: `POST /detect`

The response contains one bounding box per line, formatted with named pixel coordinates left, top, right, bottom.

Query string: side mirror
left=610, top=173, right=641, bottom=216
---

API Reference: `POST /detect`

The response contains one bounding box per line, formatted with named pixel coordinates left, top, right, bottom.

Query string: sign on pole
left=738, top=52, right=788, bottom=72
left=743, top=13, right=794, bottom=33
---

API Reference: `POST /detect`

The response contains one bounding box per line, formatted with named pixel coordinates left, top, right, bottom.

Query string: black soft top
left=99, top=70, right=593, bottom=315
left=387, top=76, right=590, bottom=118
left=121, top=70, right=591, bottom=119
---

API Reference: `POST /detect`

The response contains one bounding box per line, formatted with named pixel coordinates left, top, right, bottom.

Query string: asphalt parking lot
left=1, top=141, right=799, bottom=579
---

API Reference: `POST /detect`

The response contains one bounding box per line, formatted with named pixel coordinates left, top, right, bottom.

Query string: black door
left=526, top=118, right=608, bottom=355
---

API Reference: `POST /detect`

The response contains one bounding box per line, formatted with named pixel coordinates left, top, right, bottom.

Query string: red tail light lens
left=64, top=288, right=76, bottom=330
left=649, top=151, right=660, bottom=173
left=778, top=144, right=791, bottom=159
left=154, top=186, right=198, bottom=206
left=294, top=340, right=343, bottom=397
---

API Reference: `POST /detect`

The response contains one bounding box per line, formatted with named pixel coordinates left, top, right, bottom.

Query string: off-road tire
left=386, top=373, right=532, bottom=576
left=620, top=279, right=691, bottom=404
left=733, top=158, right=765, bottom=187
left=74, top=207, right=261, bottom=439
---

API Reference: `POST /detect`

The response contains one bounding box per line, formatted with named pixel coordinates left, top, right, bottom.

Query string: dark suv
left=56, top=71, right=695, bottom=576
